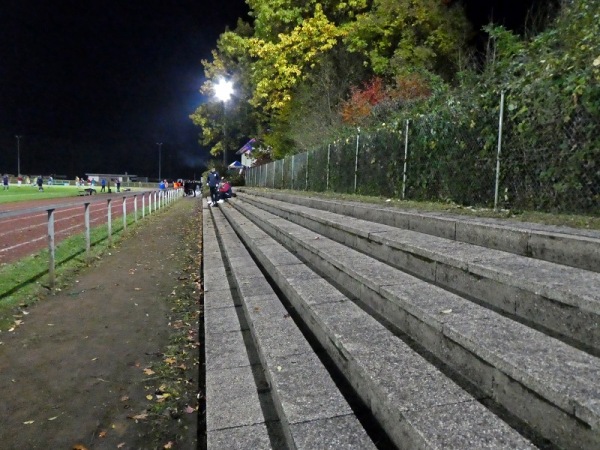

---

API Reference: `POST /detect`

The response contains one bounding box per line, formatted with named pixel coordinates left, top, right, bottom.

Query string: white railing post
left=47, top=208, right=56, bottom=288
left=107, top=198, right=113, bottom=246
left=134, top=195, right=138, bottom=222
left=84, top=202, right=91, bottom=261
left=122, top=197, right=127, bottom=230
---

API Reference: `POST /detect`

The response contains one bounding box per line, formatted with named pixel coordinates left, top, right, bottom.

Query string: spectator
left=116, top=178, right=121, bottom=192
left=2, top=174, right=8, bottom=190
left=17, top=175, right=22, bottom=186
left=37, top=176, right=44, bottom=191
left=207, top=168, right=220, bottom=206
left=100, top=178, right=106, bottom=192
left=218, top=178, right=233, bottom=203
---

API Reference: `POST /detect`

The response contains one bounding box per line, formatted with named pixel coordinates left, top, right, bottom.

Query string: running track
left=0, top=192, right=159, bottom=265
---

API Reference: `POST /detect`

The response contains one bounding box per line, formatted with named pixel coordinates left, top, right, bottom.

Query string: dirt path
left=0, top=197, right=202, bottom=449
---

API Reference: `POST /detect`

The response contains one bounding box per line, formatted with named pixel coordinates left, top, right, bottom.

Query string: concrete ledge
left=220, top=204, right=536, bottom=449
left=238, top=192, right=600, bottom=352
left=203, top=209, right=270, bottom=447
left=208, top=206, right=375, bottom=448
left=240, top=188, right=600, bottom=273
left=230, top=199, right=600, bottom=450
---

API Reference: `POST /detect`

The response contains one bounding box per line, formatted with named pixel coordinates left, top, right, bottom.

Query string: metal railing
left=0, top=189, right=183, bottom=288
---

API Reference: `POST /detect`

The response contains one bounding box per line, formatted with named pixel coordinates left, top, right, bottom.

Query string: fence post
left=494, top=90, right=505, bottom=211
left=281, top=159, right=284, bottom=188
left=122, top=197, right=127, bottom=230
left=402, top=119, right=410, bottom=200
left=273, top=161, right=276, bottom=188
left=142, top=193, right=146, bottom=218
left=326, top=144, right=331, bottom=191
left=305, top=152, right=309, bottom=191
left=354, top=128, right=360, bottom=193
left=84, top=202, right=91, bottom=261
left=47, top=208, right=56, bottom=288
left=292, top=155, right=295, bottom=190
left=107, top=198, right=113, bottom=246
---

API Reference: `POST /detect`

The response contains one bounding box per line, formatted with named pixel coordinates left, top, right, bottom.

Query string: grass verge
left=244, top=188, right=600, bottom=230
left=0, top=208, right=152, bottom=330
left=133, top=202, right=202, bottom=448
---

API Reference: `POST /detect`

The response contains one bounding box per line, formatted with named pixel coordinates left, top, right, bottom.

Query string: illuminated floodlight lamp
left=214, top=78, right=234, bottom=102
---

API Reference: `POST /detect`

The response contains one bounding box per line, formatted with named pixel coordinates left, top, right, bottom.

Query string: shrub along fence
left=246, top=92, right=599, bottom=215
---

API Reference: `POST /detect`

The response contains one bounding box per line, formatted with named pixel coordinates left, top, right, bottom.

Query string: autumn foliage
left=341, top=73, right=432, bottom=125
left=341, top=77, right=386, bottom=125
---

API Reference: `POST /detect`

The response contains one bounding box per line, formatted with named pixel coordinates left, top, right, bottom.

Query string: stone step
left=217, top=203, right=537, bottom=449
left=229, top=198, right=600, bottom=450
left=203, top=209, right=281, bottom=448
left=239, top=189, right=600, bottom=273
left=205, top=204, right=376, bottom=449
left=238, top=192, right=600, bottom=354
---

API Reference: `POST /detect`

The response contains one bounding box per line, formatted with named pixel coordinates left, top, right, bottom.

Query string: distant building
left=86, top=173, right=139, bottom=183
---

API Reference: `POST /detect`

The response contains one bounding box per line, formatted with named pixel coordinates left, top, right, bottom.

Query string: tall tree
left=344, top=0, right=471, bottom=78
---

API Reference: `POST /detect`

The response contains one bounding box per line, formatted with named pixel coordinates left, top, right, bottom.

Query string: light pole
left=15, top=135, right=22, bottom=176
left=156, top=142, right=163, bottom=180
left=214, top=78, right=234, bottom=164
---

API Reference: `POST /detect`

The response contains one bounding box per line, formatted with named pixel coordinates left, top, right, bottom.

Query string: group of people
left=2, top=174, right=45, bottom=191
left=206, top=168, right=233, bottom=206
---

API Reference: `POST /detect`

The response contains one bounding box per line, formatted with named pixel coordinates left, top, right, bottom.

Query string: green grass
left=0, top=184, right=147, bottom=204
left=0, top=185, right=88, bottom=203
left=0, top=206, right=155, bottom=330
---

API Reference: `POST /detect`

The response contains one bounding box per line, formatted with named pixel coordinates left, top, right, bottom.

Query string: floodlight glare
left=214, top=78, right=234, bottom=102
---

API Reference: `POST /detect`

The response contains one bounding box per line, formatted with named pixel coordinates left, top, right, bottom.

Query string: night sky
left=0, top=0, right=543, bottom=180
left=0, top=0, right=248, bottom=180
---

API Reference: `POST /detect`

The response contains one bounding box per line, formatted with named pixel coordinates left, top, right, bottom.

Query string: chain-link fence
left=247, top=93, right=599, bottom=215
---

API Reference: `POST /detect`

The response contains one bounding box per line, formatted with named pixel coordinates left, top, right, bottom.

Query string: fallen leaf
left=8, top=327, right=15, bottom=332
left=120, top=396, right=129, bottom=402
left=48, top=415, right=60, bottom=421
left=23, top=420, right=34, bottom=425
left=129, top=413, right=148, bottom=421
left=164, top=357, right=176, bottom=365
left=143, top=368, right=155, bottom=375
left=117, top=443, right=126, bottom=449
left=164, top=441, right=174, bottom=449
left=184, top=405, right=195, bottom=414
left=72, top=445, right=89, bottom=450
left=441, top=309, right=453, bottom=314
left=146, top=395, right=153, bottom=400
left=91, top=357, right=99, bottom=361
left=277, top=366, right=282, bottom=372
left=98, top=431, right=107, bottom=438
left=134, top=287, right=141, bottom=291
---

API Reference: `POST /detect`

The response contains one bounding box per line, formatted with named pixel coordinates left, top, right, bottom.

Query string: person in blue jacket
left=207, top=168, right=220, bottom=206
